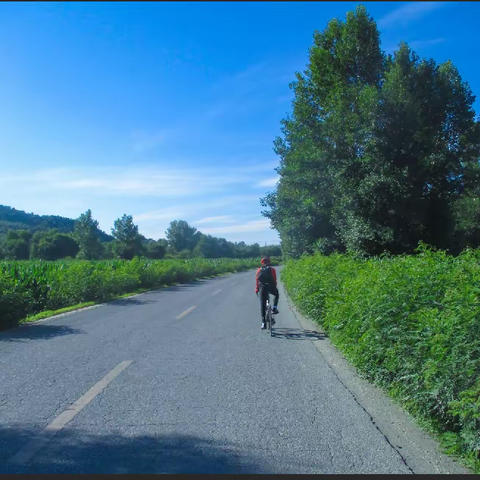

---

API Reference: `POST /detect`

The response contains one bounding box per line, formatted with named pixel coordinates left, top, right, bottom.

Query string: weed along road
left=0, top=269, right=467, bottom=474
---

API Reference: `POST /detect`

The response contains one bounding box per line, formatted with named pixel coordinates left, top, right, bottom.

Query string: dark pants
left=259, top=283, right=279, bottom=321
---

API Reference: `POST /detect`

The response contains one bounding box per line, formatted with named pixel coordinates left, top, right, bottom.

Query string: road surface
left=0, top=269, right=468, bottom=474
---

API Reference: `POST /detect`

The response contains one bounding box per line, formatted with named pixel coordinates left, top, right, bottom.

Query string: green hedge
left=281, top=245, right=480, bottom=471
left=0, top=257, right=276, bottom=330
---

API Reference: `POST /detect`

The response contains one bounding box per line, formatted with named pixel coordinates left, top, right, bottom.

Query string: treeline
left=0, top=210, right=281, bottom=261
left=261, top=5, right=480, bottom=259
left=0, top=205, right=112, bottom=241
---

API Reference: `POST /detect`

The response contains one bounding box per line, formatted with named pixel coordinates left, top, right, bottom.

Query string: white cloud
left=66, top=179, right=106, bottom=188
left=131, top=195, right=264, bottom=238
left=202, top=219, right=271, bottom=235
left=134, top=207, right=188, bottom=222
left=409, top=38, right=446, bottom=49
left=0, top=161, right=281, bottom=244
left=137, top=215, right=275, bottom=243
left=0, top=162, right=279, bottom=199
left=200, top=59, right=299, bottom=122
left=194, top=215, right=235, bottom=225
left=383, top=37, right=447, bottom=54
left=378, top=2, right=447, bottom=29
left=254, top=176, right=279, bottom=188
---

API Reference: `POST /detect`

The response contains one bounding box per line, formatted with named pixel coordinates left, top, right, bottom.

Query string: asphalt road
left=0, top=269, right=466, bottom=474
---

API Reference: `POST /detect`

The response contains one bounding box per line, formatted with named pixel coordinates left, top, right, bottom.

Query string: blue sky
left=0, top=2, right=478, bottom=244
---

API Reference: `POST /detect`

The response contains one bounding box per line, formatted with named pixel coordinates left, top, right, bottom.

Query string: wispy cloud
left=254, top=176, right=279, bottom=188
left=0, top=164, right=279, bottom=242
left=128, top=57, right=299, bottom=149
left=134, top=207, right=188, bottom=222
left=378, top=2, right=447, bottom=29
left=134, top=196, right=261, bottom=224
left=384, top=36, right=447, bottom=54
left=133, top=203, right=273, bottom=241
left=194, top=215, right=235, bottom=225
left=409, top=37, right=446, bottom=49
left=202, top=219, right=271, bottom=235
left=202, top=59, right=298, bottom=122
left=0, top=162, right=279, bottom=199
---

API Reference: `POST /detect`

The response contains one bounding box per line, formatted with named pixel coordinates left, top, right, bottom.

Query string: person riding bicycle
left=255, top=257, right=279, bottom=330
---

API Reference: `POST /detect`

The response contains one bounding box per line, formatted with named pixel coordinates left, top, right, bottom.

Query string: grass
left=23, top=302, right=97, bottom=323
left=22, top=286, right=160, bottom=323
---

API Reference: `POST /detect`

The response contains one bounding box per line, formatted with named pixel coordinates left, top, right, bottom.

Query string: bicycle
left=265, top=295, right=274, bottom=336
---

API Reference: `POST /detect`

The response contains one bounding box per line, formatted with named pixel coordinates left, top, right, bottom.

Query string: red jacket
left=255, top=266, right=277, bottom=293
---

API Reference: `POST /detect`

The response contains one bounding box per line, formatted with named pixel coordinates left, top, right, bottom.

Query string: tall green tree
left=111, top=214, right=143, bottom=260
left=166, top=220, right=199, bottom=253
left=74, top=210, right=104, bottom=260
left=193, top=234, right=216, bottom=258
left=30, top=229, right=79, bottom=260
left=259, top=244, right=282, bottom=257
left=263, top=5, right=385, bottom=257
left=451, top=191, right=480, bottom=253
left=262, top=5, right=480, bottom=257
left=5, top=230, right=32, bottom=260
left=143, top=238, right=167, bottom=259
left=192, top=234, right=238, bottom=258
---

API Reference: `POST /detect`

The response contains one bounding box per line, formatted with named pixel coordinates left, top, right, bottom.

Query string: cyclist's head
left=261, top=257, right=271, bottom=265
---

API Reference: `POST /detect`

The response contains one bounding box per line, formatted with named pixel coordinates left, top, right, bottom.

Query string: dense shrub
left=0, top=257, right=276, bottom=330
left=282, top=245, right=480, bottom=470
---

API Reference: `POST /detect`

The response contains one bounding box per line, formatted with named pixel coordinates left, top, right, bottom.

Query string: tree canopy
left=74, top=210, right=105, bottom=260
left=30, top=229, right=79, bottom=260
left=0, top=205, right=112, bottom=242
left=111, top=214, right=144, bottom=260
left=261, top=5, right=480, bottom=258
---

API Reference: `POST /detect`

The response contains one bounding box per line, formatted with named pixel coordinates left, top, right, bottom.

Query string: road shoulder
left=278, top=278, right=470, bottom=475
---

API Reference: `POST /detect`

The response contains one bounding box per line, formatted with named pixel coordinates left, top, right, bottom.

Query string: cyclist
left=255, top=257, right=279, bottom=329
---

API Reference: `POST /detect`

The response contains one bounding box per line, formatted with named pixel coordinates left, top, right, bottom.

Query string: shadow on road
left=0, top=280, right=217, bottom=337
left=112, top=282, right=219, bottom=302
left=0, top=426, right=269, bottom=474
left=160, top=281, right=224, bottom=292
left=271, top=328, right=326, bottom=341
left=107, top=283, right=210, bottom=306
left=108, top=298, right=158, bottom=306
left=0, top=324, right=85, bottom=343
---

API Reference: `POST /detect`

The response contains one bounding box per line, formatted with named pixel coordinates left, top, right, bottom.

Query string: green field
left=0, top=257, right=279, bottom=330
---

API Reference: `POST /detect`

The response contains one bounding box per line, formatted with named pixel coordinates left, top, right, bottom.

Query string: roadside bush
left=0, top=272, right=29, bottom=328
left=282, top=245, right=480, bottom=470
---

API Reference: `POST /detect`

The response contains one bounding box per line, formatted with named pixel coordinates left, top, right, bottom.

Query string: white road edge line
left=176, top=306, right=197, bottom=319
left=211, top=289, right=222, bottom=296
left=8, top=360, right=133, bottom=465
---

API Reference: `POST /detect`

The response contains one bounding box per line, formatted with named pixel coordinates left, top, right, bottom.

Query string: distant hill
left=0, top=205, right=113, bottom=242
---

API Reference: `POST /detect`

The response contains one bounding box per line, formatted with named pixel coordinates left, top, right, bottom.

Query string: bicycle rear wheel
left=269, top=306, right=274, bottom=336
left=264, top=298, right=269, bottom=331
left=266, top=298, right=272, bottom=334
